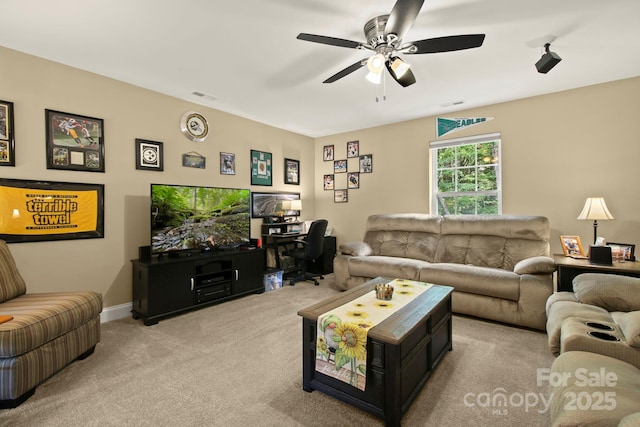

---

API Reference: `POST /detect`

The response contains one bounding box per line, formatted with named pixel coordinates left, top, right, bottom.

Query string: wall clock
left=180, top=111, right=209, bottom=142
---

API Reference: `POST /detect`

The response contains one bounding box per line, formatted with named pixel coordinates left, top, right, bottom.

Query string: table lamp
left=289, top=199, right=302, bottom=222
left=577, top=197, right=614, bottom=245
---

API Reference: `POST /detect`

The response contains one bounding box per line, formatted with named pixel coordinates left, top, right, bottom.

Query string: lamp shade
left=289, top=199, right=302, bottom=211
left=577, top=197, right=614, bottom=221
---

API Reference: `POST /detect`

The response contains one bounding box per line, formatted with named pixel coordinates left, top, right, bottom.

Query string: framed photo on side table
left=135, top=139, right=163, bottom=171
left=46, top=109, right=105, bottom=172
left=560, top=235, right=586, bottom=258
left=0, top=100, right=15, bottom=166
left=607, top=242, right=636, bottom=261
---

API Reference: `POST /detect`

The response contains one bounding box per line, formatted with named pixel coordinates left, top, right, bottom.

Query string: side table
left=553, top=254, right=640, bottom=292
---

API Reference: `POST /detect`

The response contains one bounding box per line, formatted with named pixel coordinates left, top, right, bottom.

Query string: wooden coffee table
left=298, top=277, right=453, bottom=427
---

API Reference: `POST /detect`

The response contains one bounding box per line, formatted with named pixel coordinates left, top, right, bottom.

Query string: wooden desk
left=554, top=254, right=640, bottom=292
left=298, top=277, right=453, bottom=427
left=261, top=222, right=304, bottom=272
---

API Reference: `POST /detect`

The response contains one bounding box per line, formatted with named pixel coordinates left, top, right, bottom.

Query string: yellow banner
left=0, top=185, right=98, bottom=235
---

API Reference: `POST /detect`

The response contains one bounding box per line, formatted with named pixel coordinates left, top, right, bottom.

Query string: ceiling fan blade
left=323, top=59, right=367, bottom=83
left=384, top=0, right=425, bottom=41
left=297, top=33, right=363, bottom=49
left=385, top=60, right=417, bottom=87
left=407, top=34, right=486, bottom=54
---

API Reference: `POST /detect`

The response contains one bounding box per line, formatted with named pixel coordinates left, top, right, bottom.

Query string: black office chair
left=284, top=219, right=328, bottom=286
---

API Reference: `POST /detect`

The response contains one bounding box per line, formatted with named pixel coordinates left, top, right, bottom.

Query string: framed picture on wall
left=0, top=178, right=104, bottom=243
left=182, top=151, right=206, bottom=169
left=359, top=154, right=373, bottom=173
left=334, top=159, right=347, bottom=173
left=220, top=152, right=235, bottom=175
left=323, top=174, right=334, bottom=190
left=347, top=140, right=359, bottom=158
left=0, top=100, right=15, bottom=167
left=334, top=189, right=348, bottom=203
left=347, top=172, right=359, bottom=189
left=45, top=109, right=105, bottom=172
left=135, top=139, right=163, bottom=171
left=323, top=145, right=334, bottom=161
left=284, top=158, right=300, bottom=185
left=250, top=149, right=272, bottom=186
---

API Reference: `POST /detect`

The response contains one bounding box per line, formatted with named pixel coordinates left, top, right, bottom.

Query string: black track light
left=535, top=43, right=562, bottom=74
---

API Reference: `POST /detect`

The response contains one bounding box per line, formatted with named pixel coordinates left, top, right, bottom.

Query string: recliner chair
left=284, top=219, right=328, bottom=286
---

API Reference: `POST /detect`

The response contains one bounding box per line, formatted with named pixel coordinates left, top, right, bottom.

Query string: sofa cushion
left=619, top=311, right=640, bottom=347
left=419, top=263, right=520, bottom=301
left=573, top=273, right=640, bottom=312
left=513, top=256, right=556, bottom=275
left=0, top=240, right=27, bottom=303
left=347, top=256, right=428, bottom=281
left=0, top=291, right=103, bottom=357
left=339, top=241, right=372, bottom=257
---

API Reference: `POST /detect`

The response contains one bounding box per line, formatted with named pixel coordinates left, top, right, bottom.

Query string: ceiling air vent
left=191, top=91, right=218, bottom=101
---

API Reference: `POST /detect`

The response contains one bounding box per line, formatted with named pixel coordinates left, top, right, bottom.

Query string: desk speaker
left=139, top=245, right=151, bottom=262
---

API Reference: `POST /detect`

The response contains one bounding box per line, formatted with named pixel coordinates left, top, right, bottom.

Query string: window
left=430, top=133, right=501, bottom=215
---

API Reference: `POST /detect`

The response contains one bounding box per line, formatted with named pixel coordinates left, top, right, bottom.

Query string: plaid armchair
left=0, top=240, right=102, bottom=408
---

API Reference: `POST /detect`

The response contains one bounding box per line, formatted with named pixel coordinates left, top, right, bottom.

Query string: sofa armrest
left=339, top=242, right=372, bottom=257
left=513, top=256, right=556, bottom=275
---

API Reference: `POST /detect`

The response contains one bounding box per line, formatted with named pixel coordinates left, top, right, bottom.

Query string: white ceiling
left=1, top=0, right=639, bottom=138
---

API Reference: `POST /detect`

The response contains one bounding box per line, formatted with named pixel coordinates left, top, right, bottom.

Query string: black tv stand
left=131, top=248, right=265, bottom=325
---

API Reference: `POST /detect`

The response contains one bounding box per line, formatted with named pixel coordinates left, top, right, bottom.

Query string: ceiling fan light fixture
left=365, top=70, right=383, bottom=84
left=388, top=56, right=410, bottom=78
left=367, top=53, right=385, bottom=73
left=365, top=53, right=385, bottom=84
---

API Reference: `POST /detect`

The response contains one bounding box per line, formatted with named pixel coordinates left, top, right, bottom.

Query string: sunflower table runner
left=315, top=279, right=433, bottom=390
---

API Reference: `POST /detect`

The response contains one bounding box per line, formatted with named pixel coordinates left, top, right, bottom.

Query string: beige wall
left=2, top=45, right=639, bottom=311
left=0, top=47, right=314, bottom=307
left=315, top=77, right=640, bottom=254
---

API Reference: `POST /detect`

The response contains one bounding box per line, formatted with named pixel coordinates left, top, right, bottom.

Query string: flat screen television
left=150, top=184, right=250, bottom=255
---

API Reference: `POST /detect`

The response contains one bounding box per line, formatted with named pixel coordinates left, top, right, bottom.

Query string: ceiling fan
left=297, top=0, right=485, bottom=87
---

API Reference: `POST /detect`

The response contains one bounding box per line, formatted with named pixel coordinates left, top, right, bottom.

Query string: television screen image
left=151, top=184, right=250, bottom=255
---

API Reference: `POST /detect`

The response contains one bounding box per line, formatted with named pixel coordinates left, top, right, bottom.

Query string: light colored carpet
left=0, top=275, right=554, bottom=426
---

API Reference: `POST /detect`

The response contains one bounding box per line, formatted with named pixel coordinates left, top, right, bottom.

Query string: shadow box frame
left=135, top=138, right=164, bottom=171
left=0, top=178, right=105, bottom=243
left=284, top=158, right=300, bottom=185
left=250, top=149, right=272, bottom=186
left=45, top=109, right=105, bottom=172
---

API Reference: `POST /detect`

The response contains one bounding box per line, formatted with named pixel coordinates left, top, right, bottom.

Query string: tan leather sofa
left=0, top=240, right=102, bottom=408
left=334, top=214, right=555, bottom=330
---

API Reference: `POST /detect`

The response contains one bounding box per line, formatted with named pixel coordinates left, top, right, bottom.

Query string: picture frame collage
left=323, top=140, right=372, bottom=203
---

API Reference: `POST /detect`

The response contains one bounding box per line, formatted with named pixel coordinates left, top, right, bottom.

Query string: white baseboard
left=100, top=302, right=132, bottom=323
